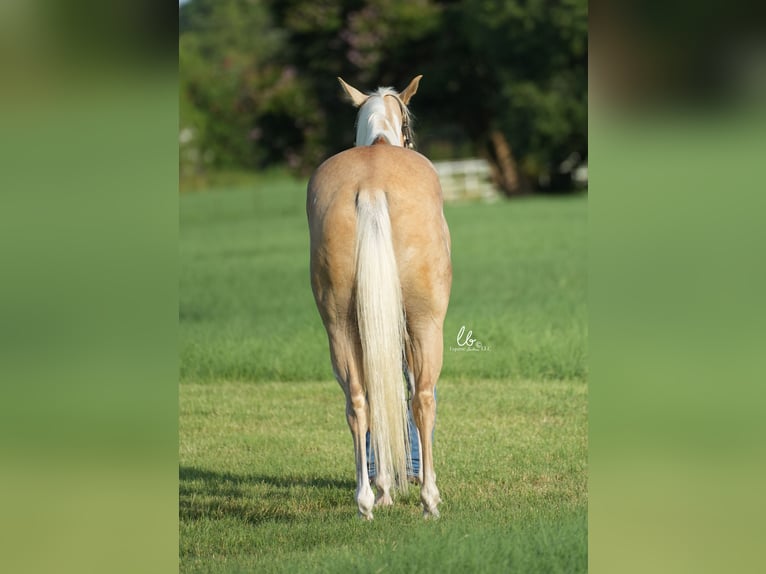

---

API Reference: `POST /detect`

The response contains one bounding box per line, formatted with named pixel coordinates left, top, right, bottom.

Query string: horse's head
left=337, top=76, right=422, bottom=149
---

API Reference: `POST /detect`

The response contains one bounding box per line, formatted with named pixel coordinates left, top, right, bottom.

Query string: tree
left=422, top=0, right=588, bottom=193
left=180, top=0, right=324, bottom=174
left=179, top=0, right=588, bottom=193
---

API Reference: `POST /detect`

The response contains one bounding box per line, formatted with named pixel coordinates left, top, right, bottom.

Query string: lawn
left=180, top=171, right=587, bottom=572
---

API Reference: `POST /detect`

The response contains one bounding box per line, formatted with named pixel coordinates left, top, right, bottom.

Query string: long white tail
left=355, top=189, right=409, bottom=493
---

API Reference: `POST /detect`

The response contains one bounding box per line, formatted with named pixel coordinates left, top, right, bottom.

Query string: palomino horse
left=307, top=76, right=451, bottom=519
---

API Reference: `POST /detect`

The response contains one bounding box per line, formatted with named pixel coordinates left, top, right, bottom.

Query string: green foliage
left=179, top=0, right=587, bottom=188
left=427, top=0, right=588, bottom=182
left=180, top=0, right=324, bottom=173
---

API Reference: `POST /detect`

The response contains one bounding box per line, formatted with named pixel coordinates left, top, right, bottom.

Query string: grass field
left=180, top=171, right=587, bottom=573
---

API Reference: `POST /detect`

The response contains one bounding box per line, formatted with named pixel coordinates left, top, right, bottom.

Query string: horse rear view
left=307, top=76, right=451, bottom=519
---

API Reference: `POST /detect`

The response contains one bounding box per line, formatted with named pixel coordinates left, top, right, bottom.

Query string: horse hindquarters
left=316, top=187, right=411, bottom=519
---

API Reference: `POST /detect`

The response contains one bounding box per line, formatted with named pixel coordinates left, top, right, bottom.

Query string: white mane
left=355, top=88, right=410, bottom=147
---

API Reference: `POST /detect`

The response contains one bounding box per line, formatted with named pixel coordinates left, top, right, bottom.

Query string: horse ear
left=399, top=75, right=423, bottom=105
left=337, top=77, right=368, bottom=107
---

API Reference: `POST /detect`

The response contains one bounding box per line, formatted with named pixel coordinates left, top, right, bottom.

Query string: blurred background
left=179, top=0, right=588, bottom=195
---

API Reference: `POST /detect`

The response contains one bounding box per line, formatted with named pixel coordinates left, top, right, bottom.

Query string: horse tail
left=355, top=189, right=409, bottom=493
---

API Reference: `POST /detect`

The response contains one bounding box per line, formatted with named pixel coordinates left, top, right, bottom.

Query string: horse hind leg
left=409, top=323, right=444, bottom=518
left=347, top=389, right=376, bottom=519
left=363, top=425, right=394, bottom=507
left=330, top=332, right=375, bottom=519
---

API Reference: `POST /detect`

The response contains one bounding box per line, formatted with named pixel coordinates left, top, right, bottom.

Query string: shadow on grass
left=180, top=466, right=356, bottom=525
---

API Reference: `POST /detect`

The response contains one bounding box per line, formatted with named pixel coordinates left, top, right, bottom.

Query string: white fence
left=432, top=159, right=500, bottom=202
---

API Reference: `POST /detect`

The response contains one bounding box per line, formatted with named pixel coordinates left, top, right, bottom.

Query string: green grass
left=180, top=173, right=587, bottom=383
left=180, top=172, right=587, bottom=572
left=180, top=379, right=587, bottom=573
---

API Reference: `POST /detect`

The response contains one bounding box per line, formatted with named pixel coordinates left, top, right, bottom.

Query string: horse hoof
left=375, top=494, right=394, bottom=507
left=359, top=509, right=374, bottom=521
left=423, top=507, right=440, bottom=520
